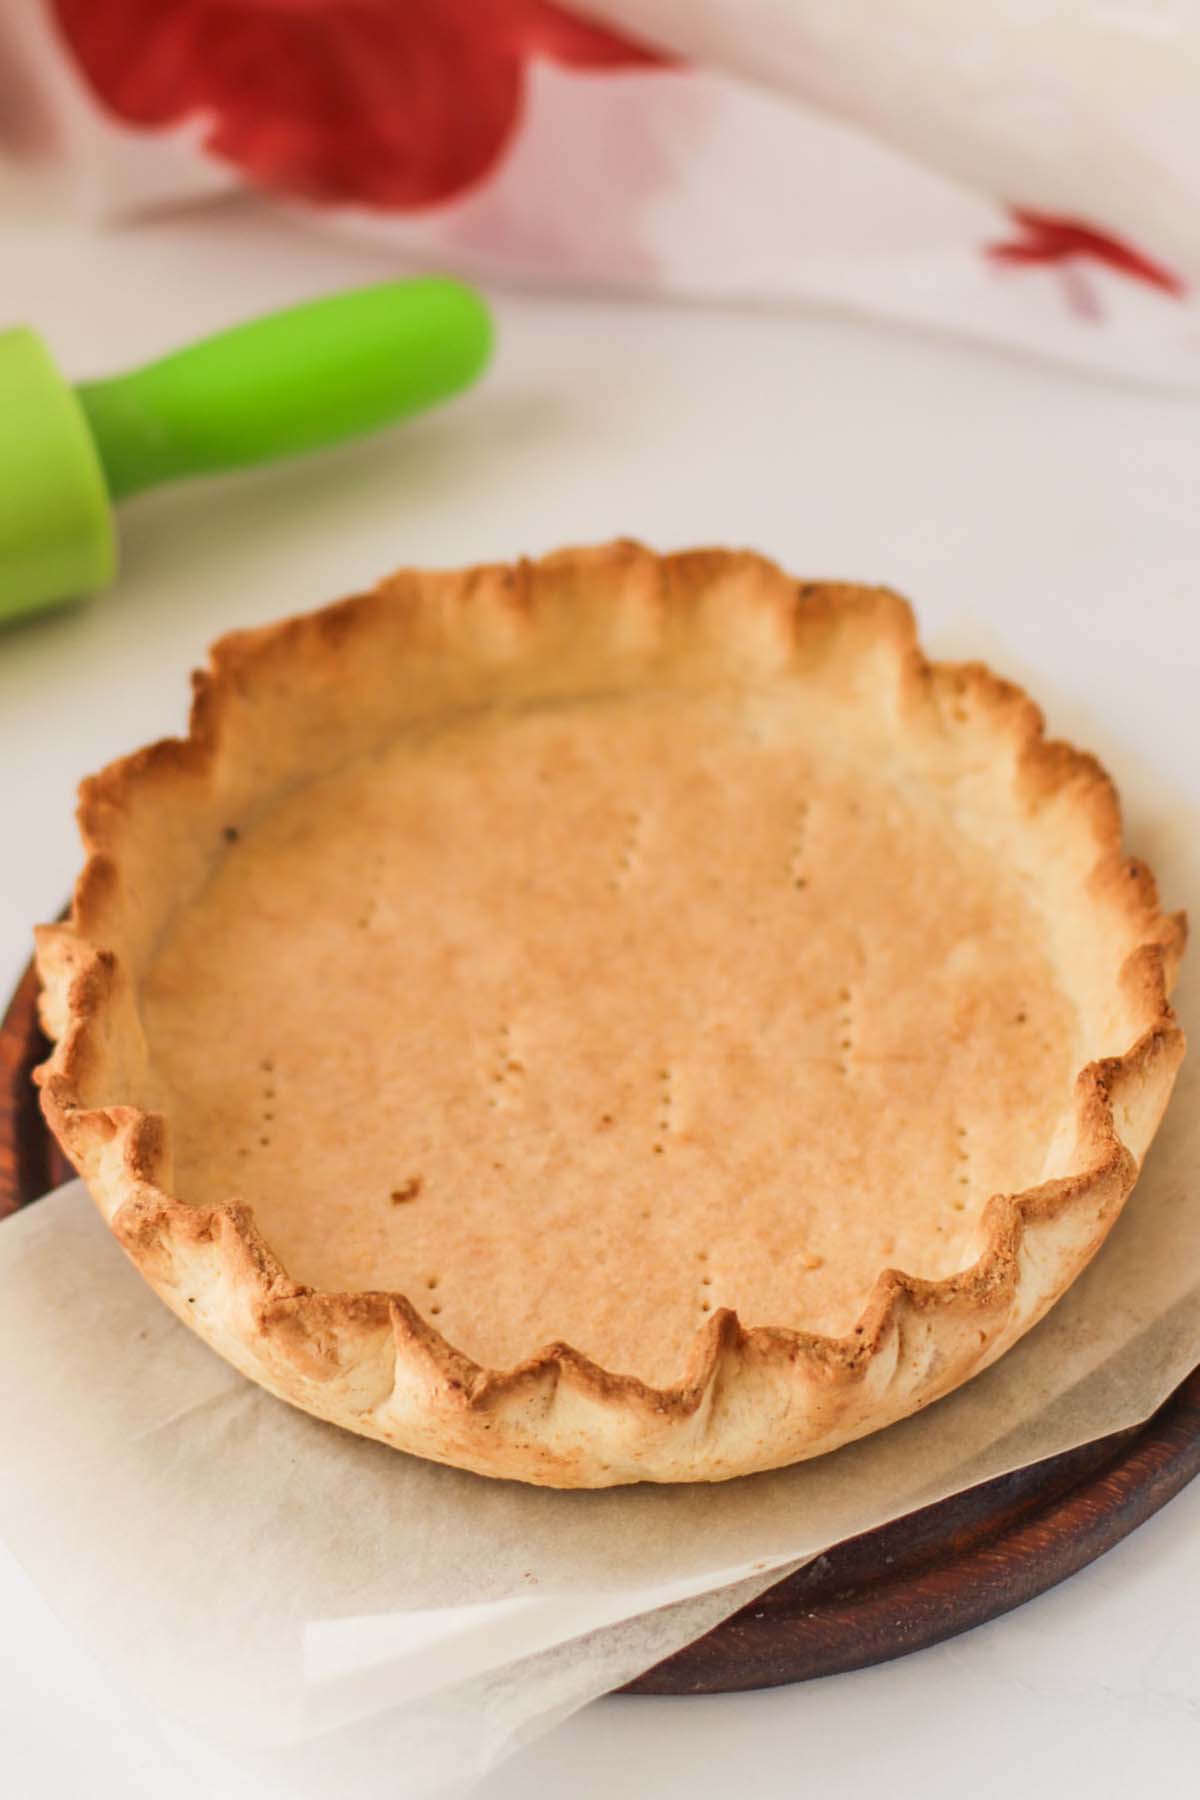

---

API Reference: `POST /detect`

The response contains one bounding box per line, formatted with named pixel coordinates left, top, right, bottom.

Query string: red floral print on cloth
left=988, top=208, right=1186, bottom=318
left=51, top=0, right=664, bottom=209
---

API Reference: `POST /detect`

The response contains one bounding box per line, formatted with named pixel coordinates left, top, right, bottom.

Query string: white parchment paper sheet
left=1, top=813, right=1197, bottom=1798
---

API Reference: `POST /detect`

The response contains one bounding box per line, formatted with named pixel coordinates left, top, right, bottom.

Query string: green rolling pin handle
left=76, top=277, right=493, bottom=501
left=0, top=277, right=492, bottom=626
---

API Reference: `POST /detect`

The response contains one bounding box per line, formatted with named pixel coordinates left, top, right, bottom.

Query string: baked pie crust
left=35, top=543, right=1186, bottom=1486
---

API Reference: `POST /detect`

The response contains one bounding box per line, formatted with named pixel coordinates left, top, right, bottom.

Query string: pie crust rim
left=34, top=542, right=1187, bottom=1486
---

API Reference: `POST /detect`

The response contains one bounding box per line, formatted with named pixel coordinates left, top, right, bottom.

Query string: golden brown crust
left=34, top=542, right=1186, bottom=1485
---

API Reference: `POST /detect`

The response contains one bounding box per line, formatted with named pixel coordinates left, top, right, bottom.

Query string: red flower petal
left=516, top=0, right=666, bottom=68
left=988, top=208, right=1185, bottom=299
left=52, top=0, right=663, bottom=210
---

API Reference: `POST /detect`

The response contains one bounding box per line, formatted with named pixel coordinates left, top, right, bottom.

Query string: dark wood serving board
left=4, top=958, right=1198, bottom=1695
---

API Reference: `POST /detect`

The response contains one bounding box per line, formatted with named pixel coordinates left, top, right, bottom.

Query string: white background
left=1, top=189, right=1198, bottom=1797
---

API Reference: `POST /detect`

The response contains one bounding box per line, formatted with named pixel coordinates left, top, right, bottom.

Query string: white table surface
left=2, top=193, right=1198, bottom=1800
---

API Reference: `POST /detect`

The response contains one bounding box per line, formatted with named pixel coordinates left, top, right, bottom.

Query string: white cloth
left=4, top=0, right=1200, bottom=385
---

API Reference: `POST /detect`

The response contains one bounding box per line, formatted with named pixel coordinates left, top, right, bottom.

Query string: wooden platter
left=4, top=958, right=1198, bottom=1695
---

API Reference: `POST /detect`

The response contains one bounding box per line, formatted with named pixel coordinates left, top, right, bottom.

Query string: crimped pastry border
left=33, top=542, right=1187, bottom=1485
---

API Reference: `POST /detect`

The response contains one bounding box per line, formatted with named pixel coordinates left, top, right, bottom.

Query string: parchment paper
left=2, top=852, right=1197, bottom=1799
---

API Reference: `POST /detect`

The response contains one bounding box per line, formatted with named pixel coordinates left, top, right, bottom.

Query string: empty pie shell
left=35, top=543, right=1186, bottom=1487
